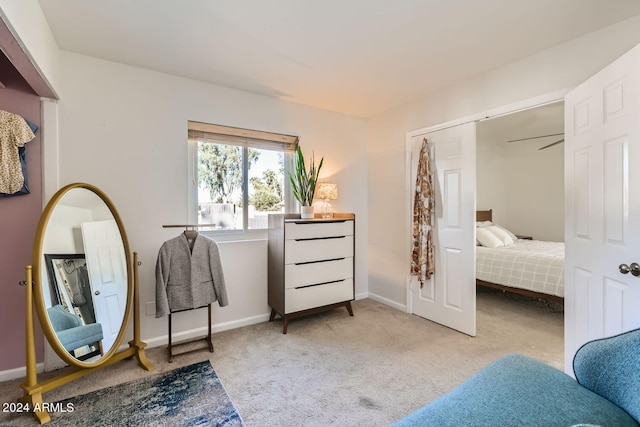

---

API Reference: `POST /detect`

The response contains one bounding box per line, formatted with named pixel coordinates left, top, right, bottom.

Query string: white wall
left=54, top=51, right=368, bottom=347
left=366, top=15, right=640, bottom=307
left=501, top=143, right=564, bottom=242
left=475, top=132, right=508, bottom=225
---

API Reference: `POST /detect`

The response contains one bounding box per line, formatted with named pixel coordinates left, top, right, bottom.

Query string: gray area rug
left=46, top=360, right=243, bottom=427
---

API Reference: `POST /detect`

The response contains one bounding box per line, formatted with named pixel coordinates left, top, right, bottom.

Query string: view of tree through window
left=197, top=142, right=285, bottom=230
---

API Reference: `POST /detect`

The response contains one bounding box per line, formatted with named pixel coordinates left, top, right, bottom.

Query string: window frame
left=187, top=121, right=298, bottom=238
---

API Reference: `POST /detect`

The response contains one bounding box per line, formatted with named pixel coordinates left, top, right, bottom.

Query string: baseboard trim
left=367, top=292, right=407, bottom=312
left=354, top=291, right=368, bottom=300
left=143, top=312, right=272, bottom=349
left=0, top=362, right=45, bottom=382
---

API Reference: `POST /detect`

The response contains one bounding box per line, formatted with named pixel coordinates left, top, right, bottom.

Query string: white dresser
left=268, top=213, right=355, bottom=333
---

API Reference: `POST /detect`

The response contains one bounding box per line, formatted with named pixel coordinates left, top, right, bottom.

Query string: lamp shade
left=316, top=183, right=338, bottom=200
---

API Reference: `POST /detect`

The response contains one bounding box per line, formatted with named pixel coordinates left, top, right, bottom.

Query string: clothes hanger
left=183, top=229, right=198, bottom=240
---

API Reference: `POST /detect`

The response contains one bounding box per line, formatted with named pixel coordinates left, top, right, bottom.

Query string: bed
left=475, top=210, right=564, bottom=302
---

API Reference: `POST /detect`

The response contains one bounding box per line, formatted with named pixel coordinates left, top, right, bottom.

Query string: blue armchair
left=46, top=304, right=104, bottom=355
left=392, top=328, right=640, bottom=426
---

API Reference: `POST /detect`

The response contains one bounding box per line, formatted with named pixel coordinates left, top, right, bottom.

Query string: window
left=188, top=121, right=298, bottom=232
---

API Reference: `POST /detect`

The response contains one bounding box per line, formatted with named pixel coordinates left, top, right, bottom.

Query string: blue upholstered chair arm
left=46, top=304, right=104, bottom=352
left=391, top=353, right=638, bottom=427
left=573, top=328, right=640, bottom=423
left=47, top=304, right=82, bottom=331
left=56, top=323, right=104, bottom=352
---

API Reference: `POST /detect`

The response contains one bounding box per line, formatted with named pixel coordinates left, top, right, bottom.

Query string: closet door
left=564, top=42, right=640, bottom=373
left=409, top=122, right=477, bottom=336
left=82, top=219, right=128, bottom=354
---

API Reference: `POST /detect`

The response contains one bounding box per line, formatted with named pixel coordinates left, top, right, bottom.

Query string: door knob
left=95, top=290, right=101, bottom=295
left=619, top=263, right=640, bottom=276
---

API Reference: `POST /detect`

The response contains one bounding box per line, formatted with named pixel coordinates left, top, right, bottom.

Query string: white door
left=410, top=122, right=477, bottom=336
left=564, top=43, right=640, bottom=372
left=82, top=219, right=128, bottom=354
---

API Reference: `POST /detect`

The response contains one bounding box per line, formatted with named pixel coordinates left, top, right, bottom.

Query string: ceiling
left=38, top=0, right=640, bottom=118
left=478, top=102, right=565, bottom=151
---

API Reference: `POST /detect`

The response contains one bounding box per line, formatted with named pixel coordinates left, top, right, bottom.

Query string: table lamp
left=316, top=183, right=338, bottom=218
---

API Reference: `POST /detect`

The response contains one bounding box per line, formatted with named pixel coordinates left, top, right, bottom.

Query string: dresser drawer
left=285, top=220, right=353, bottom=240
left=285, top=257, right=353, bottom=289
left=285, top=235, right=353, bottom=264
left=285, top=278, right=354, bottom=314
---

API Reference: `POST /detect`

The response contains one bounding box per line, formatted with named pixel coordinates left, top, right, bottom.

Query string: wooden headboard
left=476, top=209, right=493, bottom=222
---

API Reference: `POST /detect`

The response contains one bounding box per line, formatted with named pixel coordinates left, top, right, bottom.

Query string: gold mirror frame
left=34, top=183, right=132, bottom=368
left=20, top=183, right=153, bottom=424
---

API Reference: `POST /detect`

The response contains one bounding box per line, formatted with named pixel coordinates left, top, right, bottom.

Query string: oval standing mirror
left=32, top=183, right=133, bottom=368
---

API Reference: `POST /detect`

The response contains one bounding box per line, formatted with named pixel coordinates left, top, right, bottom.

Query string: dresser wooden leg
left=269, top=308, right=277, bottom=322
left=345, top=301, right=354, bottom=316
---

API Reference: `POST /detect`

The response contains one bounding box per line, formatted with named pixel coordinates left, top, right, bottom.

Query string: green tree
left=250, top=168, right=284, bottom=211
left=197, top=143, right=259, bottom=203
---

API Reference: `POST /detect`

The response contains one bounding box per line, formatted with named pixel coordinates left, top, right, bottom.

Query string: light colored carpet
left=0, top=288, right=563, bottom=426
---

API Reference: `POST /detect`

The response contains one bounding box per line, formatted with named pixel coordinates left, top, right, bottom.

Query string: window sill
left=199, top=228, right=268, bottom=243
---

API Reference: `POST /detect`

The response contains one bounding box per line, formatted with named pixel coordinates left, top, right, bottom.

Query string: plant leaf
left=289, top=145, right=324, bottom=206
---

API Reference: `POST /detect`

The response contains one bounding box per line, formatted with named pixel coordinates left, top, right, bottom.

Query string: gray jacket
left=155, top=233, right=228, bottom=317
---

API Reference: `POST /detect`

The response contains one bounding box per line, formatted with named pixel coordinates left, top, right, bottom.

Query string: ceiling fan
left=507, top=132, right=564, bottom=150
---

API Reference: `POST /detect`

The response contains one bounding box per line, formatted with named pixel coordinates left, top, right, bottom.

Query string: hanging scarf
left=411, top=138, right=435, bottom=287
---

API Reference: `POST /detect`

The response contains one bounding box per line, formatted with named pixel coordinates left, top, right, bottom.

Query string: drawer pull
left=293, top=220, right=347, bottom=225
left=295, top=235, right=346, bottom=242
left=295, top=279, right=346, bottom=289
left=294, top=257, right=346, bottom=266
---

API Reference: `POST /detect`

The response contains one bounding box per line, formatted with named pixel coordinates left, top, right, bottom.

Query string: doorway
left=475, top=102, right=565, bottom=367
left=476, top=101, right=565, bottom=242
left=407, top=98, right=566, bottom=358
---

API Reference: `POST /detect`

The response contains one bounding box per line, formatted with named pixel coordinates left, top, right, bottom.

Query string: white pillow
left=476, top=227, right=505, bottom=248
left=486, top=225, right=515, bottom=245
left=476, top=221, right=492, bottom=227
left=492, top=224, right=518, bottom=242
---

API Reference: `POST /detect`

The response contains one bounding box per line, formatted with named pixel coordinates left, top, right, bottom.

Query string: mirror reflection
left=44, top=254, right=103, bottom=361
left=40, top=188, right=129, bottom=363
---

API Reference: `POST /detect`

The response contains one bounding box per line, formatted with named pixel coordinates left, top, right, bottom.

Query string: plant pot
left=300, top=205, right=315, bottom=219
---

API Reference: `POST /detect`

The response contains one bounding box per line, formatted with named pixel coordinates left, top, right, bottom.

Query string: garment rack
left=162, top=224, right=217, bottom=362
left=162, top=223, right=219, bottom=232
left=167, top=304, right=213, bottom=363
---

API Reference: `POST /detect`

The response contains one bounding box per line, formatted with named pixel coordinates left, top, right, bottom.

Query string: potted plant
left=289, top=145, right=324, bottom=218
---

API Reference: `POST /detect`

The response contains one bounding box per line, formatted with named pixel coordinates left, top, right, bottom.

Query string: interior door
left=81, top=219, right=128, bottom=354
left=564, top=42, right=640, bottom=372
left=410, top=122, right=477, bottom=336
